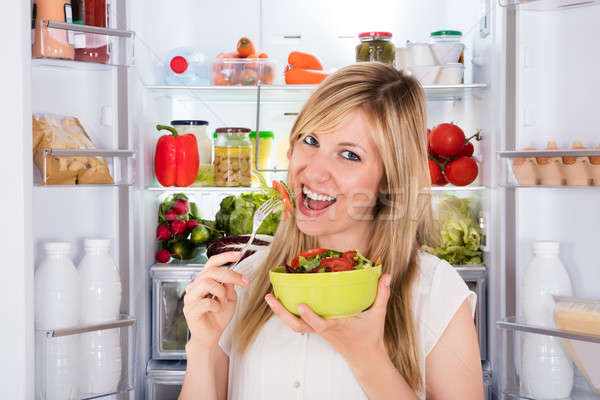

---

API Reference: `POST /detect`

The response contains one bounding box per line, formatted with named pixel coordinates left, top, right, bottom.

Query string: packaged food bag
left=32, top=114, right=114, bottom=185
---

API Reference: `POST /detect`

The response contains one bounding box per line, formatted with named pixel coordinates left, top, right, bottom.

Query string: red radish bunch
left=427, top=123, right=481, bottom=187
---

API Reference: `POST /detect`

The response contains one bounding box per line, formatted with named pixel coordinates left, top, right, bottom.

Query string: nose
left=303, top=153, right=332, bottom=184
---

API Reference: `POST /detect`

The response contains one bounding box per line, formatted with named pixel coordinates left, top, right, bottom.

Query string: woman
left=179, top=63, right=483, bottom=400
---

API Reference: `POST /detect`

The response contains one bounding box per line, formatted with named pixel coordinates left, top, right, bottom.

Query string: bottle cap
left=84, top=238, right=111, bottom=250
left=44, top=241, right=71, bottom=253
left=533, top=240, right=560, bottom=253
left=170, top=56, right=189, bottom=74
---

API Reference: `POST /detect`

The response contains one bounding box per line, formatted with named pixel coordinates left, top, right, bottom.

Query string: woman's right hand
left=182, top=251, right=250, bottom=350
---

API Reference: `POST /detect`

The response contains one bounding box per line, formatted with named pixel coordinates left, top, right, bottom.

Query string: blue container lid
left=171, top=120, right=208, bottom=126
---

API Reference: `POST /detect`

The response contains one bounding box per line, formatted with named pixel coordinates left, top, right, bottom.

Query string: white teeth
left=302, top=185, right=335, bottom=202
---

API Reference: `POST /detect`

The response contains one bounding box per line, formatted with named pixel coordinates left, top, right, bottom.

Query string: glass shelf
left=498, top=0, right=600, bottom=10
left=145, top=83, right=487, bottom=103
left=32, top=20, right=135, bottom=67
left=497, top=317, right=600, bottom=344
left=32, top=58, right=125, bottom=71
left=499, top=150, right=600, bottom=158
left=501, top=383, right=600, bottom=400
left=431, top=185, right=487, bottom=192
left=34, top=148, right=136, bottom=186
left=36, top=315, right=137, bottom=400
left=146, top=185, right=262, bottom=193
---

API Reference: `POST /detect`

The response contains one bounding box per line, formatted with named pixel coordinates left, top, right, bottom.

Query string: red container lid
left=358, top=31, right=392, bottom=38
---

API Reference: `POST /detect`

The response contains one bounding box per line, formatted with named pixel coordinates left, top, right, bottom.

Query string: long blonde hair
left=235, top=63, right=436, bottom=391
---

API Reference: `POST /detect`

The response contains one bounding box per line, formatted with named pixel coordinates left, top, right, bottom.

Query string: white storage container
left=407, top=65, right=440, bottom=85
left=430, top=30, right=464, bottom=64
left=35, top=241, right=80, bottom=400
left=406, top=42, right=436, bottom=66
left=436, top=63, right=465, bottom=84
left=78, top=238, right=121, bottom=324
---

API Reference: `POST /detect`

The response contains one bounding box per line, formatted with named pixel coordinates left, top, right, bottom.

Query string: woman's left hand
left=265, top=273, right=392, bottom=363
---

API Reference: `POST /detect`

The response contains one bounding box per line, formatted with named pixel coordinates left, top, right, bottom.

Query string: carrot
left=216, top=51, right=240, bottom=59
left=273, top=180, right=294, bottom=218
left=285, top=68, right=329, bottom=85
left=213, top=73, right=229, bottom=86
left=236, top=37, right=255, bottom=58
left=261, top=62, right=274, bottom=84
left=288, top=51, right=323, bottom=70
left=258, top=52, right=269, bottom=58
left=375, top=256, right=381, bottom=266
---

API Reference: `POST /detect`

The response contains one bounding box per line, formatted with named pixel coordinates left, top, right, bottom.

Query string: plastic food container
left=395, top=46, right=410, bottom=70
left=407, top=65, right=441, bottom=85
left=210, top=58, right=280, bottom=86
left=213, top=128, right=252, bottom=187
left=406, top=42, right=436, bottom=66
left=553, top=295, right=600, bottom=393
left=249, top=131, right=274, bottom=184
left=355, top=32, right=395, bottom=65
left=436, top=63, right=464, bottom=84
left=430, top=30, right=464, bottom=64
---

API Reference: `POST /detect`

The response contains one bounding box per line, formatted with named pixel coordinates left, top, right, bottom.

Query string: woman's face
left=289, top=108, right=384, bottom=238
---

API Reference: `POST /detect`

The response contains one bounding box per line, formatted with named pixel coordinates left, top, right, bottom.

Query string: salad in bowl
left=269, top=248, right=382, bottom=318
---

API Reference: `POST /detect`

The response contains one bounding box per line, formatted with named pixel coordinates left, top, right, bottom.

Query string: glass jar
left=249, top=131, right=275, bottom=184
left=213, top=127, right=252, bottom=187
left=429, top=30, right=464, bottom=64
left=356, top=32, right=395, bottom=66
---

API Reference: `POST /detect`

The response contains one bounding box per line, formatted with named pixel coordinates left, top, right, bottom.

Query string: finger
left=183, top=297, right=221, bottom=319
left=203, top=251, right=243, bottom=271
left=195, top=264, right=249, bottom=287
left=224, top=282, right=237, bottom=302
left=296, top=303, right=328, bottom=333
left=184, top=278, right=227, bottom=305
left=265, top=294, right=313, bottom=334
left=372, top=274, right=392, bottom=312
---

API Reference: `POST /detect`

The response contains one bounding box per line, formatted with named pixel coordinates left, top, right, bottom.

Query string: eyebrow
left=338, top=142, right=366, bottom=153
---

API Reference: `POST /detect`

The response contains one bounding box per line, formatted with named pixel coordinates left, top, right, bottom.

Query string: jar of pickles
left=356, top=32, right=395, bottom=66
left=213, top=127, right=252, bottom=187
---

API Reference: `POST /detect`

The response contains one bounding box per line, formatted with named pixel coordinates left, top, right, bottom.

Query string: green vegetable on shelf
left=422, top=195, right=483, bottom=265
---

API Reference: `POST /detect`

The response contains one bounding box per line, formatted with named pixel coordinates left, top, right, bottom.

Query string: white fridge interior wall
left=514, top=4, right=600, bottom=312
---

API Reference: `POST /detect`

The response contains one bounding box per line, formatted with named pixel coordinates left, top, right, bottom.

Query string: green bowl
left=269, top=265, right=382, bottom=319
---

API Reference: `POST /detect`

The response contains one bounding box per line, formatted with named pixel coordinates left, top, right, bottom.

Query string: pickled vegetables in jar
left=213, top=127, right=252, bottom=187
left=356, top=32, right=395, bottom=66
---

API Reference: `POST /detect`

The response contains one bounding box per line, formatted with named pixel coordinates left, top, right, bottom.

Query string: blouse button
left=293, top=381, right=301, bottom=389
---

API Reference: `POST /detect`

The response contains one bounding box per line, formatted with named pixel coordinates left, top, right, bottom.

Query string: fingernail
left=296, top=304, right=306, bottom=314
left=242, top=276, right=250, bottom=285
left=384, top=276, right=391, bottom=287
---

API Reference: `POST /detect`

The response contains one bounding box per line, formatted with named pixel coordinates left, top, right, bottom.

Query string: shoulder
left=412, top=251, right=477, bottom=357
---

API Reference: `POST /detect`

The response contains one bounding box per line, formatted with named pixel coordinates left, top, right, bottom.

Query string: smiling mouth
left=301, top=184, right=337, bottom=211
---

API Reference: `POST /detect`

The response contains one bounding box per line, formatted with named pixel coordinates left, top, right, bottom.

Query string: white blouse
left=219, top=249, right=476, bottom=400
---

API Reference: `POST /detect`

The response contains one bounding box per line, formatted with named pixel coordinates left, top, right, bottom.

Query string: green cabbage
left=422, top=195, right=483, bottom=265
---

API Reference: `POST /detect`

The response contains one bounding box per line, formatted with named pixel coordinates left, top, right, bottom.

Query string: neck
left=317, top=222, right=373, bottom=255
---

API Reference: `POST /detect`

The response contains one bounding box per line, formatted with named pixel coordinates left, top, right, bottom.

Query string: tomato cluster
left=427, top=123, right=481, bottom=187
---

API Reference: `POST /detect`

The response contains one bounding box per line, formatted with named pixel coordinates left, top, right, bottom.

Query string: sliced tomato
left=320, top=257, right=354, bottom=272
left=342, top=250, right=357, bottom=266
left=290, top=248, right=327, bottom=268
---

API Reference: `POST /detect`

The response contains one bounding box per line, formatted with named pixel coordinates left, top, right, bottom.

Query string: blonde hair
left=235, top=63, right=436, bottom=391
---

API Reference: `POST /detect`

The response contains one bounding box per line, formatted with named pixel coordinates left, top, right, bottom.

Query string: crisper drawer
left=145, top=360, right=186, bottom=400
left=151, top=265, right=203, bottom=359
left=456, top=265, right=487, bottom=361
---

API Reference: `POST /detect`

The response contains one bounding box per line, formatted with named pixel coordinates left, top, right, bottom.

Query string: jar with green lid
left=249, top=131, right=275, bottom=184
left=213, top=127, right=252, bottom=187
left=356, top=31, right=395, bottom=66
left=429, top=30, right=464, bottom=64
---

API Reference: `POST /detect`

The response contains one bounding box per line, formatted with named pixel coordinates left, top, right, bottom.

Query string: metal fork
left=205, top=197, right=281, bottom=299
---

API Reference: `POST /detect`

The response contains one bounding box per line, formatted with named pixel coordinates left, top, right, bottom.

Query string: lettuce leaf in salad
left=421, top=195, right=483, bottom=265
left=353, top=251, right=374, bottom=269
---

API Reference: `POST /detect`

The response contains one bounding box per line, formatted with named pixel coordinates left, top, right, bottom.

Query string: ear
left=287, top=149, right=291, bottom=160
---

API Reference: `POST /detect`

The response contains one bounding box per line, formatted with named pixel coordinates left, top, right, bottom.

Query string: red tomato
left=428, top=159, right=442, bottom=185
left=342, top=250, right=357, bottom=266
left=429, top=123, right=466, bottom=157
left=460, top=142, right=474, bottom=157
left=290, top=248, right=327, bottom=268
left=320, top=257, right=354, bottom=272
left=436, top=173, right=448, bottom=186
left=444, top=156, right=478, bottom=186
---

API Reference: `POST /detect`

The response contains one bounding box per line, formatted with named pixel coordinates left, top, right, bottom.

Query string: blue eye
left=341, top=150, right=361, bottom=162
left=303, top=135, right=319, bottom=146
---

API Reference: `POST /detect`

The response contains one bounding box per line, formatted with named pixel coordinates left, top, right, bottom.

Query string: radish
left=156, top=225, right=171, bottom=240
left=174, top=199, right=189, bottom=215
left=156, top=249, right=171, bottom=263
left=170, top=219, right=187, bottom=236
left=187, top=220, right=199, bottom=229
left=165, top=209, right=177, bottom=221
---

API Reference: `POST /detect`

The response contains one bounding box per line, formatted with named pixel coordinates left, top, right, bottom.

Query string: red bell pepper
left=154, top=124, right=199, bottom=187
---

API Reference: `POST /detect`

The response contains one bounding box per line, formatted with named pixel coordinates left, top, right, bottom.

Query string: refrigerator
left=3, top=0, right=600, bottom=399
